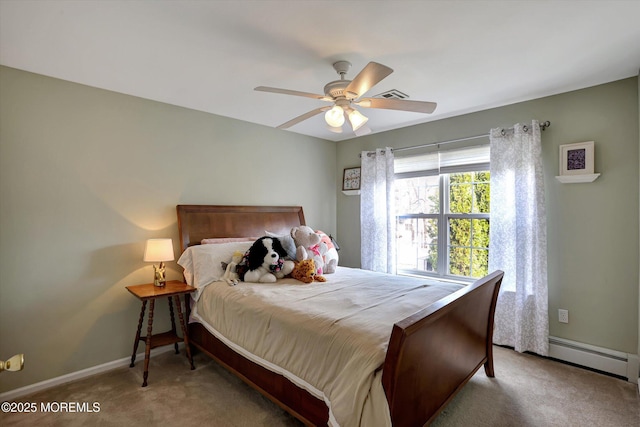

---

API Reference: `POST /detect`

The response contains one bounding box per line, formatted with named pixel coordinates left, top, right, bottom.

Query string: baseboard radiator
left=548, top=336, right=639, bottom=385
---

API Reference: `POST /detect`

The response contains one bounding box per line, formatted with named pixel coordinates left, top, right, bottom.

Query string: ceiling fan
left=255, top=61, right=437, bottom=135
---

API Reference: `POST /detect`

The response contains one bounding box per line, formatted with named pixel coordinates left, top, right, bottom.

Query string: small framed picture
left=559, top=141, right=595, bottom=176
left=342, top=167, right=361, bottom=191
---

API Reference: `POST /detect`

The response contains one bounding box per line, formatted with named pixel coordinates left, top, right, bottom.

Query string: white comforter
left=191, top=266, right=463, bottom=427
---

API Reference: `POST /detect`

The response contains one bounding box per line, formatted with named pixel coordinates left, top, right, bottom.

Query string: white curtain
left=489, top=121, right=549, bottom=356
left=360, top=147, right=396, bottom=273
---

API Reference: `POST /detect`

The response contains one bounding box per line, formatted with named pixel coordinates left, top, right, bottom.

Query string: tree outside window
left=395, top=170, right=490, bottom=281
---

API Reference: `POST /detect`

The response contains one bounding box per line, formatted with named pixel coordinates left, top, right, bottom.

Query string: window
left=394, top=146, right=490, bottom=281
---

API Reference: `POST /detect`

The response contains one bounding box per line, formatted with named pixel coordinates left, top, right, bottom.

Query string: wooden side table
left=126, top=280, right=196, bottom=387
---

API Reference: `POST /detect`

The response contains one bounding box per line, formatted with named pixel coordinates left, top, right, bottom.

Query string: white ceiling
left=1, top=0, right=639, bottom=142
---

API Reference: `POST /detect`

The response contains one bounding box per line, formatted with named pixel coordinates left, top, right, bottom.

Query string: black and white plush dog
left=244, top=236, right=295, bottom=283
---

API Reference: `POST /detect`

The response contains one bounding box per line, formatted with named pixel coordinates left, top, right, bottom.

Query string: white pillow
left=201, top=237, right=257, bottom=244
left=177, top=241, right=253, bottom=291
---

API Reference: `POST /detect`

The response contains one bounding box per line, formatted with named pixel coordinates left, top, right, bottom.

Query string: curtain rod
left=394, top=134, right=488, bottom=153
left=362, top=120, right=551, bottom=156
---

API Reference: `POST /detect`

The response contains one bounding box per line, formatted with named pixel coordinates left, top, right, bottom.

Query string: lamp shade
left=348, top=109, right=368, bottom=131
left=325, top=105, right=345, bottom=127
left=143, top=239, right=174, bottom=262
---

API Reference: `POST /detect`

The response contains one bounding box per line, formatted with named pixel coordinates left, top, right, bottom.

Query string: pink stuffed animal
left=316, top=230, right=338, bottom=274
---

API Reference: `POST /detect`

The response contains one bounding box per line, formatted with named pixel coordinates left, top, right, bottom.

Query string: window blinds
left=394, top=144, right=490, bottom=178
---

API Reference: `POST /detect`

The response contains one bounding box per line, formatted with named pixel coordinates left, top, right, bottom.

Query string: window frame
left=395, top=160, right=490, bottom=283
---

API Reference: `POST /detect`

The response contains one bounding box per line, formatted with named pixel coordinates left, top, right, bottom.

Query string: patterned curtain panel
left=360, top=147, right=396, bottom=274
left=489, top=121, right=549, bottom=356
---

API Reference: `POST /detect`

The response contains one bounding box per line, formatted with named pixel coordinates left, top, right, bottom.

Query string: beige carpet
left=1, top=346, right=638, bottom=426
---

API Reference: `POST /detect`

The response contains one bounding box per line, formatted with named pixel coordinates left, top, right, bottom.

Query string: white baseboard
left=3, top=338, right=637, bottom=401
left=548, top=336, right=638, bottom=384
left=0, top=344, right=183, bottom=402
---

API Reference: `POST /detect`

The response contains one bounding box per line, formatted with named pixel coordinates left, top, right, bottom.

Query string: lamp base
left=153, top=262, right=167, bottom=287
left=153, top=278, right=166, bottom=287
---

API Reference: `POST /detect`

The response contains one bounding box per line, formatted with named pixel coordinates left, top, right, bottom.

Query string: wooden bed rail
left=382, top=270, right=504, bottom=427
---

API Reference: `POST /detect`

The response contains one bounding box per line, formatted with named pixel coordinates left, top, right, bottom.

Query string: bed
left=176, top=204, right=503, bottom=426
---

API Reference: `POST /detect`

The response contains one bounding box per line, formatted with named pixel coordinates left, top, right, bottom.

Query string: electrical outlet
left=558, top=309, right=569, bottom=324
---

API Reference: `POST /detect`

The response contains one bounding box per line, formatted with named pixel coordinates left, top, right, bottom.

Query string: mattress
left=190, top=266, right=463, bottom=427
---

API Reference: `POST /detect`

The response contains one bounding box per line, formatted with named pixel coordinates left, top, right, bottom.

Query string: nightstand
left=126, top=280, right=196, bottom=387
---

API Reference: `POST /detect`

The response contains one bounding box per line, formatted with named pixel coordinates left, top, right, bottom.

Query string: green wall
left=0, top=66, right=337, bottom=393
left=336, top=77, right=639, bottom=355
left=1, top=65, right=638, bottom=394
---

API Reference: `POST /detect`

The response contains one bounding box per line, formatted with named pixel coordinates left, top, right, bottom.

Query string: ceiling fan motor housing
left=324, top=80, right=352, bottom=99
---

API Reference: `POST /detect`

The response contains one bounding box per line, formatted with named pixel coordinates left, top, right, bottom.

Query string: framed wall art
left=559, top=141, right=594, bottom=176
left=342, top=167, right=361, bottom=191
left=556, top=141, right=600, bottom=183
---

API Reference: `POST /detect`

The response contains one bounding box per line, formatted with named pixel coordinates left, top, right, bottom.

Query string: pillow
left=201, top=237, right=257, bottom=244
left=177, top=241, right=253, bottom=293
left=265, top=230, right=296, bottom=260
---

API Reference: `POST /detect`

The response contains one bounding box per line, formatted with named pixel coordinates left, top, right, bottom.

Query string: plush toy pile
left=222, top=228, right=339, bottom=285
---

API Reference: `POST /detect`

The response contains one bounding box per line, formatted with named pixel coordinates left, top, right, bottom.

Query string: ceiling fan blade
left=356, top=98, right=437, bottom=114
left=277, top=106, right=331, bottom=129
left=344, top=62, right=393, bottom=99
left=255, top=86, right=332, bottom=101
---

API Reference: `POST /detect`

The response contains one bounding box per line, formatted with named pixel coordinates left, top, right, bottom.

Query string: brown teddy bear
left=290, top=259, right=326, bottom=284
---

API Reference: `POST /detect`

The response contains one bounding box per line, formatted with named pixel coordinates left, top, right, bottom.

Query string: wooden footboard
left=382, top=270, right=504, bottom=426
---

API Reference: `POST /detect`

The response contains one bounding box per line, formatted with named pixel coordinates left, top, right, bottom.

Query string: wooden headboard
left=176, top=205, right=306, bottom=252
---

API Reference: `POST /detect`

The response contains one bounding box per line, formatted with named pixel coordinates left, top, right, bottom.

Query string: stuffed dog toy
left=243, top=236, right=294, bottom=283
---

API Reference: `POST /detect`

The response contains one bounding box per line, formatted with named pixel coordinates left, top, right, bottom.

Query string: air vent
left=374, top=89, right=409, bottom=100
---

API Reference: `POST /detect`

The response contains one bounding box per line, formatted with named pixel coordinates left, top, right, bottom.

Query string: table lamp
left=143, top=238, right=174, bottom=286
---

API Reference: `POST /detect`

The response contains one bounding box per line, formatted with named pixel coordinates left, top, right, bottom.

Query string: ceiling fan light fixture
left=328, top=125, right=343, bottom=133
left=348, top=109, right=368, bottom=131
left=325, top=105, right=345, bottom=127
